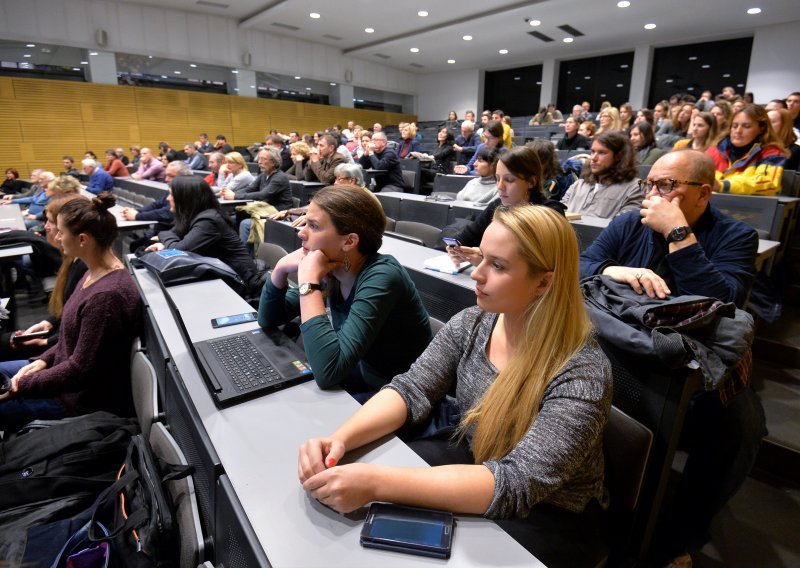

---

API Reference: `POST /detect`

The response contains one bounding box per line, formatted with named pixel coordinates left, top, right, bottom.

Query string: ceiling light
left=462, top=35, right=472, bottom=41
left=309, top=12, right=320, bottom=19
left=232, top=70, right=238, bottom=73
left=644, top=23, right=656, bottom=30
left=687, top=87, right=695, bottom=91
left=410, top=47, right=419, bottom=53
left=600, top=94, right=606, bottom=97
left=26, top=43, right=35, bottom=47
left=174, top=70, right=181, bottom=74
left=514, top=77, right=520, bottom=80
left=23, top=54, right=31, bottom=58
left=529, top=19, right=541, bottom=26
left=617, top=1, right=631, bottom=7
left=620, top=64, right=629, bottom=68
left=723, top=73, right=731, bottom=78
left=447, top=59, right=455, bottom=64
left=148, top=55, right=153, bottom=59
left=72, top=67, right=81, bottom=71
left=688, top=56, right=698, bottom=61
left=330, top=82, right=336, bottom=86
left=702, top=64, right=710, bottom=69
left=305, top=87, right=312, bottom=90
left=89, top=51, right=98, bottom=56
left=666, top=79, right=673, bottom=83
left=190, top=63, right=197, bottom=68
left=747, top=7, right=761, bottom=14
left=576, top=86, right=582, bottom=90
left=616, top=83, right=624, bottom=87
left=294, top=76, right=301, bottom=79
left=417, top=10, right=428, bottom=17
left=364, top=27, right=374, bottom=33
left=80, top=61, right=88, bottom=65
left=234, top=88, right=239, bottom=91
left=499, top=49, right=508, bottom=54
left=536, top=81, right=542, bottom=85
left=584, top=76, right=591, bottom=80
left=161, top=75, right=167, bottom=79
left=563, top=37, right=574, bottom=43
left=737, top=83, right=744, bottom=87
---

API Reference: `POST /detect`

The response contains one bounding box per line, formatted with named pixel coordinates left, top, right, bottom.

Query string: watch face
left=299, top=283, right=310, bottom=295
left=670, top=226, right=691, bottom=242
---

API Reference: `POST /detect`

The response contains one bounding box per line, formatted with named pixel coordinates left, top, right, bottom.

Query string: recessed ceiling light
left=80, top=61, right=88, bottom=65
left=584, top=76, right=591, bottom=80
left=447, top=59, right=455, bottom=64
left=148, top=55, right=153, bottom=59
left=644, top=23, right=656, bottom=30
left=410, top=47, right=419, bottom=53
left=616, top=83, right=624, bottom=87
left=26, top=43, right=35, bottom=47
left=499, top=49, right=508, bottom=54
left=174, top=70, right=181, bottom=74
left=234, top=88, right=239, bottom=91
left=232, top=70, right=238, bottom=74
left=563, top=37, right=574, bottom=43
left=737, top=83, right=744, bottom=87
left=462, top=35, right=472, bottom=41
left=666, top=79, right=673, bottom=83
left=514, top=76, right=520, bottom=80
left=723, top=73, right=731, bottom=78
left=417, top=10, right=428, bottom=17
left=536, top=81, right=542, bottom=85
left=567, top=71, right=572, bottom=74
left=161, top=75, right=167, bottom=79
left=617, top=1, right=630, bottom=7
left=600, top=93, right=607, bottom=97
left=529, top=19, right=541, bottom=26
left=309, top=12, right=320, bottom=19
left=190, top=63, right=197, bottom=68
left=687, top=87, right=695, bottom=91
left=23, top=54, right=31, bottom=58
left=364, top=27, right=374, bottom=33
left=89, top=51, right=98, bottom=56
left=294, top=76, right=301, bottom=79
left=330, top=82, right=336, bottom=86
left=620, top=64, right=629, bottom=68
left=249, top=85, right=255, bottom=88
left=747, top=7, right=761, bottom=14
left=576, top=86, right=582, bottom=90
left=688, top=56, right=698, bottom=61
left=702, top=64, right=710, bottom=69
left=72, top=67, right=81, bottom=71
left=305, top=87, right=312, bottom=90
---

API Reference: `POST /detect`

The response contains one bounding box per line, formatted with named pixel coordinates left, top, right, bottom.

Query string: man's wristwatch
left=666, top=226, right=693, bottom=243
left=298, top=282, right=323, bottom=296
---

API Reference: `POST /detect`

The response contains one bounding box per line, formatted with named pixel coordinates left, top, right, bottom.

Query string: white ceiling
left=117, top=0, right=800, bottom=73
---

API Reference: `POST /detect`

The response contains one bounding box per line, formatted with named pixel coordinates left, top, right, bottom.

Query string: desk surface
left=380, top=235, right=476, bottom=292
left=378, top=191, right=488, bottom=211
left=0, top=203, right=26, bottom=231
left=133, top=269, right=540, bottom=567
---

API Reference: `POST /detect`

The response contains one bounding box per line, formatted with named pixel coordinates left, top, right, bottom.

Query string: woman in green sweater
left=258, top=185, right=432, bottom=394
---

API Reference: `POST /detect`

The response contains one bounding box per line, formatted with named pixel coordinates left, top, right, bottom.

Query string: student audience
left=562, top=131, right=642, bottom=218
left=217, top=151, right=255, bottom=199
left=358, top=132, right=404, bottom=192
left=82, top=159, right=114, bottom=195
left=2, top=168, right=26, bottom=195
left=672, top=112, right=720, bottom=153
left=706, top=104, right=787, bottom=195
left=768, top=107, right=800, bottom=171
left=203, top=151, right=225, bottom=188
left=455, top=146, right=499, bottom=203
left=306, top=134, right=347, bottom=184
left=557, top=117, right=592, bottom=151
left=286, top=141, right=311, bottom=180
left=709, top=100, right=734, bottom=133
left=0, top=193, right=141, bottom=432
left=579, top=120, right=597, bottom=139
left=104, top=149, right=129, bottom=177
left=259, top=185, right=432, bottom=393
left=299, top=204, right=611, bottom=567
left=528, top=139, right=577, bottom=201
left=455, top=119, right=504, bottom=176
left=183, top=143, right=206, bottom=170
left=61, top=156, right=81, bottom=177
left=131, top=147, right=166, bottom=181
left=629, top=121, right=665, bottom=165
left=397, top=124, right=422, bottom=159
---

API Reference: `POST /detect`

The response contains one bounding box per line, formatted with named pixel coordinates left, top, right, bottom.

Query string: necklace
left=83, top=263, right=123, bottom=288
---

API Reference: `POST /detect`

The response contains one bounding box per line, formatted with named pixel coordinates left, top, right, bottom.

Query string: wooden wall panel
left=0, top=77, right=415, bottom=177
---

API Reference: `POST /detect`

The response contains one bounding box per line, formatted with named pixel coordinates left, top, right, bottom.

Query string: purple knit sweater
left=20, top=269, right=142, bottom=416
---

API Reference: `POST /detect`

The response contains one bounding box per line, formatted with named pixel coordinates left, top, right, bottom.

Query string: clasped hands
left=273, top=247, right=341, bottom=286
left=0, top=359, right=48, bottom=401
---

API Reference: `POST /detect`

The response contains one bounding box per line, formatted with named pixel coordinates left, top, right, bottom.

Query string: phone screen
left=441, top=237, right=460, bottom=247
left=211, top=312, right=257, bottom=328
left=369, top=517, right=445, bottom=547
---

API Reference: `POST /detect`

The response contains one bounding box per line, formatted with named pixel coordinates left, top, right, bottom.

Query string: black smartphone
left=360, top=502, right=454, bottom=559
left=210, top=312, right=258, bottom=328
left=12, top=330, right=50, bottom=342
left=441, top=237, right=461, bottom=248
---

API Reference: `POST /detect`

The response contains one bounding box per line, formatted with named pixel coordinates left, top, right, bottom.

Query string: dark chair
left=394, top=220, right=442, bottom=248
left=400, top=159, right=422, bottom=193
left=433, top=174, right=472, bottom=194
left=429, top=316, right=445, bottom=336
left=149, top=422, right=206, bottom=568
left=256, top=243, right=288, bottom=270
left=384, top=230, right=425, bottom=246
left=780, top=169, right=797, bottom=197
left=401, top=170, right=417, bottom=193
left=398, top=198, right=450, bottom=228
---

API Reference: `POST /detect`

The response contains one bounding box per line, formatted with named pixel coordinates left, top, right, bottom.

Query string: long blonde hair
left=597, top=107, right=622, bottom=135
left=459, top=205, right=592, bottom=463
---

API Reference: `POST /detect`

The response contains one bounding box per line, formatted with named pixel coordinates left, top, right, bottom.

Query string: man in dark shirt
left=786, top=91, right=800, bottom=130
left=61, top=156, right=80, bottom=177
left=556, top=117, right=591, bottom=151
left=580, top=150, right=765, bottom=566
left=453, top=120, right=479, bottom=166
left=197, top=133, right=213, bottom=154
left=305, top=134, right=347, bottom=184
left=358, top=132, right=404, bottom=192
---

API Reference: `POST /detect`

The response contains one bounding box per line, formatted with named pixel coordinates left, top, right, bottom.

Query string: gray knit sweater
left=385, top=306, right=612, bottom=519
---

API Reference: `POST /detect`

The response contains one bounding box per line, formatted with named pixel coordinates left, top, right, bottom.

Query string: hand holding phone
left=12, top=329, right=50, bottom=342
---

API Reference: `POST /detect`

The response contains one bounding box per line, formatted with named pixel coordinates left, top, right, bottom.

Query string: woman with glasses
left=706, top=104, right=787, bottom=195
left=454, top=120, right=505, bottom=176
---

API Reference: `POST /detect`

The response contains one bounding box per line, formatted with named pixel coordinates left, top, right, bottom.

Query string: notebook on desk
left=161, top=280, right=314, bottom=408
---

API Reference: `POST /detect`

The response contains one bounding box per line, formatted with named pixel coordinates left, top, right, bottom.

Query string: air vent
left=196, top=0, right=229, bottom=8
left=409, top=63, right=424, bottom=68
left=271, top=22, right=300, bottom=31
left=373, top=53, right=391, bottom=59
left=557, top=24, right=585, bottom=37
left=323, top=34, right=342, bottom=41
left=527, top=31, right=554, bottom=42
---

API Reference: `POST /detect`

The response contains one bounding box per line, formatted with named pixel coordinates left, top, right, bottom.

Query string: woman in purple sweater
left=0, top=192, right=142, bottom=433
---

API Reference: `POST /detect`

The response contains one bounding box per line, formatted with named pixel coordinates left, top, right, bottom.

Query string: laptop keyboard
left=208, top=335, right=281, bottom=391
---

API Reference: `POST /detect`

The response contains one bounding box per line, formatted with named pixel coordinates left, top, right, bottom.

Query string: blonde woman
left=286, top=141, right=311, bottom=180
left=596, top=107, right=622, bottom=135
left=218, top=151, right=255, bottom=200
left=298, top=205, right=612, bottom=567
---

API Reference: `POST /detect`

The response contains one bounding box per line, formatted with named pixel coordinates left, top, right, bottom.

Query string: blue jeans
left=239, top=219, right=253, bottom=255
left=0, top=359, right=66, bottom=434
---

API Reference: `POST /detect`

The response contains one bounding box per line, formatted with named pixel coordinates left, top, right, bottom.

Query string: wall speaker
left=344, top=69, right=353, bottom=83
left=242, top=52, right=252, bottom=67
left=95, top=29, right=108, bottom=47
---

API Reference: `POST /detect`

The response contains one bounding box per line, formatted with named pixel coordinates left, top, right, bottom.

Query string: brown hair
left=58, top=191, right=118, bottom=249
left=733, top=104, right=787, bottom=154
left=311, top=185, right=385, bottom=255
left=769, top=108, right=798, bottom=148
left=583, top=131, right=638, bottom=184
left=47, top=194, right=90, bottom=318
left=499, top=145, right=545, bottom=204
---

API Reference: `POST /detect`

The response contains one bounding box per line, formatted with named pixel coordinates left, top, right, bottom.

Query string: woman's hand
left=0, top=377, right=20, bottom=401
left=145, top=242, right=165, bottom=252
left=453, top=165, right=468, bottom=175
left=302, top=463, right=378, bottom=514
left=290, top=214, right=308, bottom=228
left=12, top=359, right=47, bottom=382
left=220, top=188, right=235, bottom=201
left=298, top=249, right=339, bottom=283
left=447, top=244, right=482, bottom=267
left=271, top=247, right=308, bottom=287
left=25, top=320, right=54, bottom=334
left=298, top=437, right=346, bottom=482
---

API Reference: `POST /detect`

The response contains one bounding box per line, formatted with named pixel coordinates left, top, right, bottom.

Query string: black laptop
left=162, top=282, right=313, bottom=408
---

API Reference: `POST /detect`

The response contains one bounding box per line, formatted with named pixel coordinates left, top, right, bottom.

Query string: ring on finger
left=634, top=272, right=643, bottom=280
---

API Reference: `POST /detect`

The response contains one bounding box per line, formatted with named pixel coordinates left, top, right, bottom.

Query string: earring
left=343, top=253, right=351, bottom=273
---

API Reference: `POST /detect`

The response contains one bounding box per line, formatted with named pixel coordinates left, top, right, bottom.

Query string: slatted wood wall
left=0, top=77, right=416, bottom=179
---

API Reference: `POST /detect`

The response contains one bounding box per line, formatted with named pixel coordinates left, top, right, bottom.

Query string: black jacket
left=457, top=198, right=566, bottom=247
left=235, top=170, right=292, bottom=211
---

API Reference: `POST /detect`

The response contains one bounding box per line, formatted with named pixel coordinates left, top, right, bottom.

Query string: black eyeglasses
left=638, top=178, right=704, bottom=195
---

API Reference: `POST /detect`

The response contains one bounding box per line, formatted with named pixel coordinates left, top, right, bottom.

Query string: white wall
left=0, top=0, right=418, bottom=97
left=746, top=20, right=800, bottom=103
left=416, top=69, right=483, bottom=122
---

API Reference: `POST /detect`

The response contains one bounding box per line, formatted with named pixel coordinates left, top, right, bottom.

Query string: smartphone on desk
left=210, top=312, right=257, bottom=328
left=360, top=502, right=454, bottom=559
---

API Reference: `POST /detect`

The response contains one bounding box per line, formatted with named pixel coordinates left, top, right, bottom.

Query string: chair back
left=605, top=406, right=653, bottom=511
left=256, top=243, right=289, bottom=270
left=394, top=220, right=443, bottom=248
left=131, top=350, right=159, bottom=438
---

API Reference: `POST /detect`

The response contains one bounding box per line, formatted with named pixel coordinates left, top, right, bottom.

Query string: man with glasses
left=580, top=150, right=764, bottom=567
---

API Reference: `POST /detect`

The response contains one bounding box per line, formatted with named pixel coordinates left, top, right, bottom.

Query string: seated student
left=0, top=194, right=89, bottom=362
left=453, top=120, right=479, bottom=166
left=454, top=120, right=505, bottom=176
left=286, top=141, right=311, bottom=180
left=305, top=134, right=347, bottom=184
left=557, top=117, right=592, bottom=151
left=0, top=193, right=141, bottom=432
left=672, top=112, right=719, bottom=153
left=298, top=205, right=611, bottom=568
left=131, top=147, right=166, bottom=182
left=561, top=131, right=642, bottom=218
left=596, top=107, right=623, bottom=136
left=103, top=149, right=129, bottom=178
left=61, top=156, right=81, bottom=177
left=82, top=159, right=114, bottom=195
left=527, top=139, right=577, bottom=201
left=146, top=177, right=262, bottom=295
left=456, top=146, right=499, bottom=203
left=217, top=151, right=255, bottom=199
left=183, top=143, right=206, bottom=170
left=768, top=107, right=800, bottom=171
left=259, top=185, right=432, bottom=393
left=2, top=168, right=26, bottom=195
left=706, top=104, right=787, bottom=195
left=357, top=132, right=405, bottom=193
left=450, top=146, right=565, bottom=266
left=579, top=120, right=597, bottom=140
left=629, top=121, right=665, bottom=165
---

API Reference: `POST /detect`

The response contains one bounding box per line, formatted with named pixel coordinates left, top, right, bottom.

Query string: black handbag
left=139, top=248, right=245, bottom=292
left=88, top=434, right=192, bottom=567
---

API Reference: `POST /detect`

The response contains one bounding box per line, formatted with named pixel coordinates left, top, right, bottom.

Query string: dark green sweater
left=258, top=253, right=432, bottom=390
